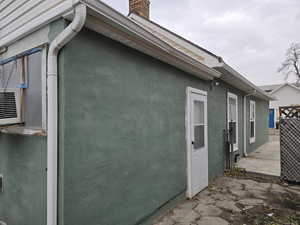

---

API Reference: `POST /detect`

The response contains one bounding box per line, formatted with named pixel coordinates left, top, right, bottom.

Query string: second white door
left=186, top=88, right=208, bottom=198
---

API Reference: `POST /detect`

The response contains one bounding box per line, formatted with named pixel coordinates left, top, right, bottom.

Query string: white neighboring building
left=260, top=83, right=300, bottom=128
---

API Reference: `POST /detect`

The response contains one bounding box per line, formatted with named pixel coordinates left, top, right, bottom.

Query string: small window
left=227, top=92, right=238, bottom=151
left=250, top=100, right=256, bottom=143
left=0, top=48, right=46, bottom=133
left=194, top=125, right=204, bottom=148
left=193, top=100, right=205, bottom=149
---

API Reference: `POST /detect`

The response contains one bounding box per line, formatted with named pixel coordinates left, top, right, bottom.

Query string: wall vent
left=0, top=88, right=22, bottom=126
left=0, top=92, right=17, bottom=119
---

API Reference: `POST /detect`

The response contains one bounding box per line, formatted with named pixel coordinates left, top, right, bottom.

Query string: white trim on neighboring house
left=227, top=92, right=239, bottom=152
left=185, top=87, right=208, bottom=198
left=270, top=83, right=300, bottom=95
left=249, top=100, right=256, bottom=144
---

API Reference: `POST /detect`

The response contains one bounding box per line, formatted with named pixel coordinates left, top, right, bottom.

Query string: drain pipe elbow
left=47, top=4, right=86, bottom=225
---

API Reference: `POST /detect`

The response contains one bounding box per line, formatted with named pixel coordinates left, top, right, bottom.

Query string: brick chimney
left=129, top=0, right=150, bottom=19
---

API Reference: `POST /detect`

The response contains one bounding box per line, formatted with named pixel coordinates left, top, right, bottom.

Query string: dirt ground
left=154, top=174, right=300, bottom=225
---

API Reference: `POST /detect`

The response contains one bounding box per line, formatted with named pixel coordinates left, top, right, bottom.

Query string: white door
left=186, top=87, right=208, bottom=198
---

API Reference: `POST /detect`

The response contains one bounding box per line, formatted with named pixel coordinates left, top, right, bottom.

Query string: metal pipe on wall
left=47, top=4, right=86, bottom=225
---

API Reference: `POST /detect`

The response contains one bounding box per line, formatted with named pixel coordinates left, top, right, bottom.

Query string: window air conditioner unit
left=0, top=88, right=23, bottom=126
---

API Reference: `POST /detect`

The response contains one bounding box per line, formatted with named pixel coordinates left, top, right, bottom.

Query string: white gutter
left=47, top=4, right=86, bottom=225
left=79, top=0, right=221, bottom=80
left=243, top=90, right=256, bottom=157
left=215, top=63, right=275, bottom=101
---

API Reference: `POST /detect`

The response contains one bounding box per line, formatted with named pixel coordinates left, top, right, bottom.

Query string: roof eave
left=1, top=0, right=220, bottom=81
left=128, top=13, right=223, bottom=61
left=215, top=63, right=275, bottom=101
left=77, top=0, right=220, bottom=80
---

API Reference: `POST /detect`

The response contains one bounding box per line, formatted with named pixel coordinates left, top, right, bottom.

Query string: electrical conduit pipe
left=47, top=4, right=86, bottom=225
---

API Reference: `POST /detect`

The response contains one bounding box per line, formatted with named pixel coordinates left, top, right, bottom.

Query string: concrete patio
left=153, top=176, right=300, bottom=225
left=238, top=135, right=280, bottom=177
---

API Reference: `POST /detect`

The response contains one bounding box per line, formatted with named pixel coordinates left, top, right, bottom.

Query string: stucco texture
left=0, top=21, right=269, bottom=225
left=0, top=135, right=46, bottom=225
left=0, top=20, right=64, bottom=225
left=56, top=26, right=268, bottom=225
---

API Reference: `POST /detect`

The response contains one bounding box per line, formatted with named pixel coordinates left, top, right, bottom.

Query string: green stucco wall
left=0, top=135, right=46, bottom=225
left=57, top=26, right=268, bottom=225
left=0, top=19, right=269, bottom=225
left=0, top=21, right=64, bottom=225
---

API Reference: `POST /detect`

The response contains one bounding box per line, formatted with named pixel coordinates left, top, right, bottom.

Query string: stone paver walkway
left=238, top=135, right=280, bottom=176
left=153, top=176, right=300, bottom=225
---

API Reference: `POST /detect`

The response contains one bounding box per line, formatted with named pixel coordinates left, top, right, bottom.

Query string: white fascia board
left=78, top=0, right=221, bottom=80
left=0, top=26, right=49, bottom=59
left=218, top=63, right=275, bottom=101
left=129, top=13, right=223, bottom=68
left=1, top=0, right=220, bottom=80
left=82, top=14, right=214, bottom=81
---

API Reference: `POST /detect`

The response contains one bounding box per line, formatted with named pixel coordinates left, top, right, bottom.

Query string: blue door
left=269, top=109, right=275, bottom=128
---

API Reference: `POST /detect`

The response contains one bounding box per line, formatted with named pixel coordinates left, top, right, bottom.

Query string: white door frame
left=185, top=87, right=208, bottom=198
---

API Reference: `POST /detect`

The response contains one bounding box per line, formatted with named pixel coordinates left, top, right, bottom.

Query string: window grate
left=0, top=92, right=17, bottom=119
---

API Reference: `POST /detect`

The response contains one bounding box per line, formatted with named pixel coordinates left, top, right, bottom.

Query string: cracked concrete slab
left=170, top=209, right=200, bottom=223
left=215, top=200, right=241, bottom=212
left=178, top=201, right=198, bottom=210
left=153, top=176, right=300, bottom=225
left=197, top=216, right=229, bottom=225
left=238, top=198, right=265, bottom=206
left=194, top=204, right=222, bottom=216
left=271, top=183, right=287, bottom=193
left=249, top=189, right=268, bottom=199
left=238, top=135, right=280, bottom=176
left=195, top=195, right=216, bottom=205
left=230, top=188, right=248, bottom=198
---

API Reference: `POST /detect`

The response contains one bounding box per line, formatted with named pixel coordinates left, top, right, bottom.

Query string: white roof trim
left=1, top=0, right=220, bottom=81
left=270, top=83, right=300, bottom=95
left=127, top=12, right=273, bottom=101
left=0, top=0, right=80, bottom=48
left=128, top=13, right=222, bottom=66
left=215, top=63, right=275, bottom=101
left=78, top=0, right=221, bottom=80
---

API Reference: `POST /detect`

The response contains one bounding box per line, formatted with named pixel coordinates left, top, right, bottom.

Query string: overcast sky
left=102, top=0, right=300, bottom=85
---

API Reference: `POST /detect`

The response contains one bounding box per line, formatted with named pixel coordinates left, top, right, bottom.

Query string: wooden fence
left=280, top=106, right=300, bottom=182
left=279, top=105, right=300, bottom=119
left=280, top=118, right=300, bottom=182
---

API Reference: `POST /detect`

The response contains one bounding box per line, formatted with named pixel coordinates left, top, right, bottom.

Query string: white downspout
left=243, top=90, right=256, bottom=157
left=47, top=4, right=86, bottom=225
